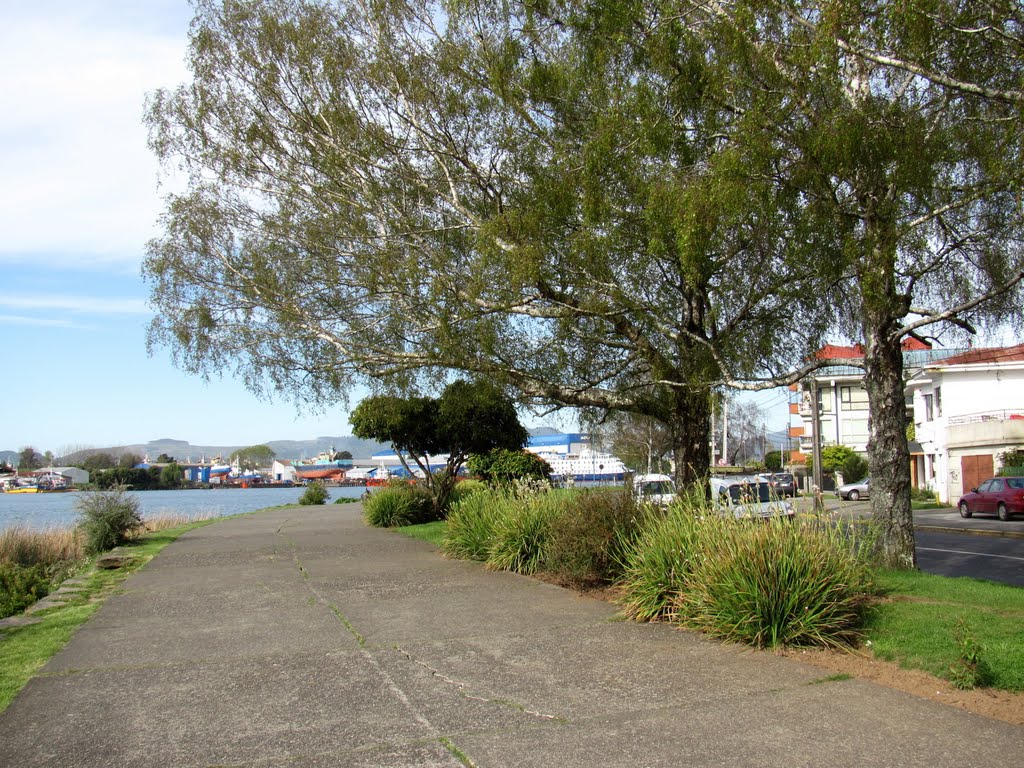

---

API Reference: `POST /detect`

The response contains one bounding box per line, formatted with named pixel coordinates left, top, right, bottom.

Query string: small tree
left=17, top=448, right=43, bottom=471
left=351, top=380, right=528, bottom=516
left=468, top=449, right=553, bottom=486
left=299, top=481, right=330, bottom=505
left=75, top=485, right=144, bottom=554
left=229, top=444, right=276, bottom=472
left=764, top=451, right=782, bottom=472
left=159, top=463, right=184, bottom=489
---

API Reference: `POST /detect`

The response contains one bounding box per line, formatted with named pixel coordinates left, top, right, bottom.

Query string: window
left=934, top=387, right=942, bottom=417
left=977, top=480, right=993, bottom=492
left=840, top=386, right=869, bottom=409
left=923, top=394, right=934, bottom=422
left=818, top=387, right=834, bottom=412
left=845, top=419, right=869, bottom=443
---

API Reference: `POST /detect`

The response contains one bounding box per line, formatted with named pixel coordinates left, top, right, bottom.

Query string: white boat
left=535, top=448, right=628, bottom=483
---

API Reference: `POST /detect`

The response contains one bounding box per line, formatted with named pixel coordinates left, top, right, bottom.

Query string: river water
left=0, top=486, right=367, bottom=531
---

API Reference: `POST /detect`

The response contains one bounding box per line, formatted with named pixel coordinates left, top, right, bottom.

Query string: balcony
left=945, top=410, right=1024, bottom=449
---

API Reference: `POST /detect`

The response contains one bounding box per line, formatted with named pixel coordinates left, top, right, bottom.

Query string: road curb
left=914, top=524, right=1024, bottom=540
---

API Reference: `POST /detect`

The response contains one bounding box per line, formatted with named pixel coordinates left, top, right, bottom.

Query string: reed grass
left=0, top=526, right=83, bottom=568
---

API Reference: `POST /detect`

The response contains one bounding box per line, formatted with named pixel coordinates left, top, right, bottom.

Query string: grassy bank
left=0, top=518, right=217, bottom=713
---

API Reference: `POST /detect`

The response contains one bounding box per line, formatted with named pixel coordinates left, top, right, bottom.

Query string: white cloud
left=0, top=4, right=190, bottom=266
left=0, top=314, right=82, bottom=328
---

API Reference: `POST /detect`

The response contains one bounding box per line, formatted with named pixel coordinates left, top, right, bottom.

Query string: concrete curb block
left=914, top=524, right=1024, bottom=540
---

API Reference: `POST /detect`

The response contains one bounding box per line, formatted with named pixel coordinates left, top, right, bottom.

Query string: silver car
left=838, top=477, right=870, bottom=501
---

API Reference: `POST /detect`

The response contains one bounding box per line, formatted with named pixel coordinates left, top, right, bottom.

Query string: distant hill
left=9, top=425, right=566, bottom=466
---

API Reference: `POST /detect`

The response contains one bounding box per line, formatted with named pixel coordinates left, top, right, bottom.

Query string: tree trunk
left=862, top=328, right=916, bottom=569
left=670, top=387, right=712, bottom=489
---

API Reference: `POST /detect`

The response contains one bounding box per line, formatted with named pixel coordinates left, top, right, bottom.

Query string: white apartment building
left=909, top=344, right=1024, bottom=503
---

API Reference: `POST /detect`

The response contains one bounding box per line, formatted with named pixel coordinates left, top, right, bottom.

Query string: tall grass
left=0, top=526, right=83, bottom=567
left=676, top=518, right=875, bottom=649
left=486, top=492, right=558, bottom=575
left=444, top=490, right=509, bottom=561
left=615, top=495, right=710, bottom=622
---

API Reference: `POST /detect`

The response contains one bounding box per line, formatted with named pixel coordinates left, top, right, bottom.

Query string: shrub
left=542, top=490, right=643, bottom=588
left=468, top=449, right=553, bottom=484
left=842, top=453, right=869, bottom=483
left=615, top=494, right=710, bottom=622
left=486, top=494, right=557, bottom=575
left=363, top=484, right=435, bottom=527
left=910, top=486, right=938, bottom=502
left=443, top=489, right=510, bottom=560
left=75, top=486, right=144, bottom=555
left=676, top=519, right=874, bottom=649
left=0, top=562, right=52, bottom=619
left=448, top=479, right=488, bottom=507
left=298, top=481, right=330, bottom=505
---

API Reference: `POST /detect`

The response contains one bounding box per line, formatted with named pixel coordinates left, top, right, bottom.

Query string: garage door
left=961, top=454, right=994, bottom=492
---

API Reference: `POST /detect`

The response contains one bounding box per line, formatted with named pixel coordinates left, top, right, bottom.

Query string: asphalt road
left=916, top=530, right=1024, bottom=586
left=809, top=497, right=1024, bottom=587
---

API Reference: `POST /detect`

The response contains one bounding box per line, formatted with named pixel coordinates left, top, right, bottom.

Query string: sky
left=0, top=1, right=368, bottom=454
left=0, top=1, right=793, bottom=457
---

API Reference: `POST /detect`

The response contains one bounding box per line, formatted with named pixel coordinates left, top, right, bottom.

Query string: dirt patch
left=782, top=647, right=1024, bottom=727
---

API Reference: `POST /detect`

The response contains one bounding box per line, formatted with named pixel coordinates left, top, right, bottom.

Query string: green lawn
left=396, top=520, right=447, bottom=547
left=867, top=569, right=1024, bottom=691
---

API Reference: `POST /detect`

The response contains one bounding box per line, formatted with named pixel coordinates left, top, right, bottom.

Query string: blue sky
left=0, top=1, right=363, bottom=455
left=0, top=1, right=795, bottom=457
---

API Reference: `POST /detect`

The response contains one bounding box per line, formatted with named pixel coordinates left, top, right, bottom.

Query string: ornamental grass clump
left=363, top=485, right=434, bottom=527
left=75, top=485, right=145, bottom=555
left=298, top=481, right=330, bottom=505
left=443, top=489, right=510, bottom=561
left=485, top=492, right=558, bottom=575
left=615, top=489, right=712, bottom=622
left=676, top=519, right=874, bottom=649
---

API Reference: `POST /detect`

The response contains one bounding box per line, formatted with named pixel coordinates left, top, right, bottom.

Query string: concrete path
left=1, top=504, right=1021, bottom=767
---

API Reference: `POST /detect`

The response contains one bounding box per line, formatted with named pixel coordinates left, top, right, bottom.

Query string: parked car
left=838, top=477, right=870, bottom=501
left=957, top=476, right=1024, bottom=521
left=633, top=473, right=677, bottom=506
left=710, top=476, right=794, bottom=519
left=769, top=472, right=798, bottom=497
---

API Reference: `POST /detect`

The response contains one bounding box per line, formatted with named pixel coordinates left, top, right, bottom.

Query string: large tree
left=144, top=0, right=826, bottom=489
left=678, top=0, right=1024, bottom=566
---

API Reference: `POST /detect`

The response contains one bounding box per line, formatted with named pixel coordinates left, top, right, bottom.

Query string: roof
left=928, top=343, right=1024, bottom=367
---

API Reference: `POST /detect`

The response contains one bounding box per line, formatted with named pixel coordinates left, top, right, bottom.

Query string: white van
left=709, top=475, right=794, bottom=519
left=633, top=473, right=677, bottom=506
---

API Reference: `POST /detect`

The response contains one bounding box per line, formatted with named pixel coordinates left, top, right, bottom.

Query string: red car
left=957, top=477, right=1024, bottom=521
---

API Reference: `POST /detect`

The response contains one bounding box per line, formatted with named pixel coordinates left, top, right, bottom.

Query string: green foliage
left=676, top=520, right=874, bottom=649
left=997, top=449, right=1024, bottom=476
left=820, top=445, right=859, bottom=474
left=362, top=485, right=436, bottom=527
left=448, top=479, right=488, bottom=506
left=910, top=486, right=937, bottom=502
left=229, top=444, right=276, bottom=471
left=298, top=481, right=330, bottom=505
left=92, top=466, right=163, bottom=490
left=333, top=496, right=359, bottom=504
left=542, top=490, right=643, bottom=588
left=615, top=492, right=711, bottom=622
left=485, top=495, right=556, bottom=575
left=396, top=520, right=447, bottom=547
left=764, top=450, right=782, bottom=471
left=948, top=617, right=993, bottom=690
left=468, top=449, right=552, bottom=484
left=17, top=448, right=43, bottom=471
left=443, top=490, right=512, bottom=561
left=75, top=486, right=144, bottom=555
left=159, top=462, right=183, bottom=489
left=0, top=563, right=51, bottom=620
left=841, top=453, right=869, bottom=483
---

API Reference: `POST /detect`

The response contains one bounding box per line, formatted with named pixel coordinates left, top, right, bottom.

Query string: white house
left=270, top=459, right=296, bottom=483
left=909, top=343, right=1024, bottom=503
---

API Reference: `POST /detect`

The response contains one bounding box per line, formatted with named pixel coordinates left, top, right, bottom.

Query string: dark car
left=769, top=472, right=798, bottom=497
left=957, top=477, right=1024, bottom=521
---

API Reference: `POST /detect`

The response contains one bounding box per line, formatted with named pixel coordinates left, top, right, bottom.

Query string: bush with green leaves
left=0, top=562, right=52, bottom=619
left=75, top=485, right=144, bottom=555
left=485, top=492, right=559, bottom=575
left=841, top=453, right=869, bottom=483
left=363, top=483, right=436, bottom=527
left=676, top=518, right=874, bottom=649
left=542, top=490, right=644, bottom=588
left=298, top=481, right=330, bottom=505
left=443, top=489, right=512, bottom=560
left=615, top=491, right=711, bottom=622
left=468, top=449, right=552, bottom=485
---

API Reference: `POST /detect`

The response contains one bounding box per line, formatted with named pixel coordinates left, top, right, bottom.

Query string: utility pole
left=810, top=383, right=824, bottom=494
left=722, top=398, right=729, bottom=465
